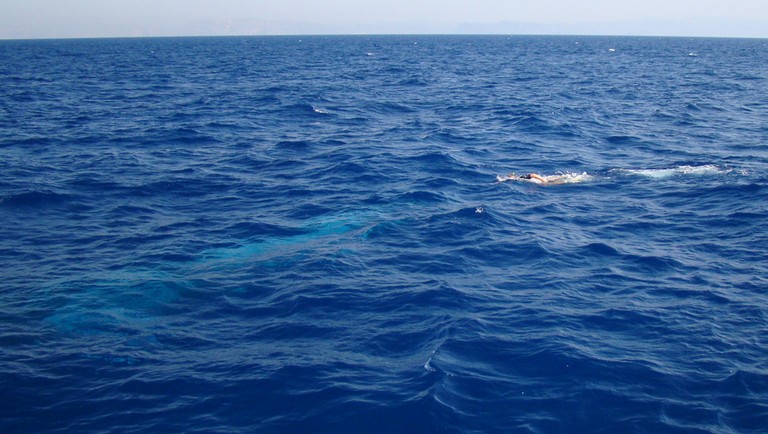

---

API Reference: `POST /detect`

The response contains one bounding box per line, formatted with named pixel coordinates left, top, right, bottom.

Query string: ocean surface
left=1, top=35, right=767, bottom=433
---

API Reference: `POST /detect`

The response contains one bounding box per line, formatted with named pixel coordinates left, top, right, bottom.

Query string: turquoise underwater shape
left=198, top=209, right=377, bottom=266
left=43, top=208, right=382, bottom=338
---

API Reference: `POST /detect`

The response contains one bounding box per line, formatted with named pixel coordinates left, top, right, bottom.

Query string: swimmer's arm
left=528, top=173, right=548, bottom=183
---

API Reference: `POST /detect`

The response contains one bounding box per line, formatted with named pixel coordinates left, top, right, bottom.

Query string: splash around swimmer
left=496, top=172, right=591, bottom=184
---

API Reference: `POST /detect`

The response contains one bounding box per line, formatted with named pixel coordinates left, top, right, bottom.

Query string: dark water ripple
left=1, top=35, right=768, bottom=433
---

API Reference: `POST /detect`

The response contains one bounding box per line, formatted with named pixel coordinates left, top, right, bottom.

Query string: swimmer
left=520, top=173, right=551, bottom=184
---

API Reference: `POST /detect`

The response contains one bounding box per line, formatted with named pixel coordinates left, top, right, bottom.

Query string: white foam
left=676, top=164, right=724, bottom=174
left=618, top=164, right=727, bottom=179
left=558, top=172, right=594, bottom=184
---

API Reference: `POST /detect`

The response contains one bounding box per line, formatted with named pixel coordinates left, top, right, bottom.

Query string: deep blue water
left=1, top=35, right=767, bottom=433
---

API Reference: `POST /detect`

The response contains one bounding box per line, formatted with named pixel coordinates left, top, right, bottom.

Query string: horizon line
left=2, top=32, right=768, bottom=42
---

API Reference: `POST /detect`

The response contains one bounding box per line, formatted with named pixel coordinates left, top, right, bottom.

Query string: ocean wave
left=2, top=35, right=767, bottom=434
left=0, top=190, right=75, bottom=208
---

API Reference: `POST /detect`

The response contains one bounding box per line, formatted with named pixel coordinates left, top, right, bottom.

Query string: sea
left=1, top=35, right=767, bottom=433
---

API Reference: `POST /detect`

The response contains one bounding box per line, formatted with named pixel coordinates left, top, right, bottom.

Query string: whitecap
left=424, top=358, right=436, bottom=372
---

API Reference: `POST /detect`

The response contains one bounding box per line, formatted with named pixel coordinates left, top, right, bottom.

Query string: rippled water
left=1, top=35, right=767, bottom=433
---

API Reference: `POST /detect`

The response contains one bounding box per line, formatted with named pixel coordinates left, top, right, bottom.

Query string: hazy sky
left=2, top=0, right=768, bottom=39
